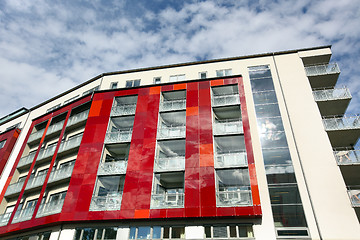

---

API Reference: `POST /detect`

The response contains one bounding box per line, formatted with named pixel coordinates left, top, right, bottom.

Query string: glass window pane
left=163, top=227, right=170, bottom=238
left=171, top=227, right=185, bottom=238
left=266, top=165, right=296, bottom=184
left=269, top=185, right=302, bottom=204
left=104, top=227, right=117, bottom=240
left=229, top=226, right=236, bottom=237
left=253, top=90, right=277, bottom=104
left=205, top=226, right=211, bottom=238
left=137, top=227, right=151, bottom=239
left=250, top=78, right=274, bottom=92
left=260, top=132, right=288, bottom=148
left=248, top=66, right=271, bottom=79
left=96, top=229, right=104, bottom=240
left=255, top=104, right=281, bottom=118
left=134, top=80, right=141, bottom=87
left=213, top=226, right=227, bottom=238
left=277, top=229, right=308, bottom=236
left=94, top=176, right=124, bottom=196
left=272, top=205, right=307, bottom=227
left=238, top=226, right=248, bottom=237
left=216, top=169, right=250, bottom=190
left=126, top=81, right=133, bottom=88
left=74, top=229, right=82, bottom=240
left=152, top=226, right=161, bottom=239
left=81, top=228, right=96, bottom=240
left=262, top=148, right=292, bottom=165
left=129, top=227, right=136, bottom=239
left=257, top=117, right=284, bottom=134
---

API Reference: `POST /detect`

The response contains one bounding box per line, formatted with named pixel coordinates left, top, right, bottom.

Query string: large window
left=74, top=227, right=117, bottom=240
left=205, top=225, right=253, bottom=239
left=129, top=226, right=185, bottom=239
left=125, top=79, right=141, bottom=88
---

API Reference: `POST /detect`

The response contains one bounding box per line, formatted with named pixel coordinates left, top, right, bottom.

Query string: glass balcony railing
left=89, top=194, right=122, bottom=211
left=46, top=120, right=64, bottom=136
left=48, top=164, right=75, bottom=183
left=104, top=130, right=132, bottom=144
left=18, top=151, right=36, bottom=168
left=216, top=189, right=252, bottom=206
left=160, top=100, right=186, bottom=111
left=25, top=174, right=46, bottom=190
left=151, top=192, right=184, bottom=208
left=313, top=88, right=351, bottom=102
left=37, top=145, right=57, bottom=161
left=347, top=189, right=360, bottom=207
left=58, top=134, right=83, bottom=153
left=215, top=152, right=247, bottom=168
left=213, top=120, right=243, bottom=135
left=97, top=161, right=127, bottom=175
left=0, top=212, right=11, bottom=226
left=66, top=110, right=89, bottom=127
left=111, top=104, right=136, bottom=116
left=212, top=94, right=240, bottom=107
left=323, top=115, right=360, bottom=131
left=157, top=125, right=186, bottom=139
left=5, top=180, right=25, bottom=196
left=305, top=63, right=340, bottom=77
left=36, top=199, right=65, bottom=218
left=12, top=206, right=35, bottom=223
left=154, top=156, right=185, bottom=172
left=334, top=149, right=360, bottom=165
left=28, top=129, right=45, bottom=143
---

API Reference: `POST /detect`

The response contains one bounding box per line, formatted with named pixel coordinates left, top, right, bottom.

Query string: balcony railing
left=111, top=104, right=136, bottom=116
left=5, top=180, right=25, bottom=196
left=313, top=88, right=351, bottom=102
left=48, top=164, right=75, bottom=183
left=28, top=129, right=45, bottom=143
left=46, top=120, right=64, bottom=136
left=154, top=156, right=185, bottom=172
left=25, top=174, right=46, bottom=190
left=160, top=100, right=186, bottom=111
left=0, top=212, right=11, bottom=226
left=66, top=110, right=89, bottom=127
left=212, top=94, right=240, bottom=107
left=37, top=145, right=57, bottom=161
left=157, top=125, right=186, bottom=139
left=334, top=149, right=360, bottom=165
left=347, top=189, right=360, bottom=207
left=58, top=134, right=83, bottom=153
left=12, top=206, right=35, bottom=223
left=89, top=194, right=122, bottom=211
left=323, top=115, right=360, bottom=131
left=215, top=152, right=247, bottom=168
left=97, top=161, right=127, bottom=175
left=305, top=63, right=340, bottom=77
left=216, top=189, right=252, bottom=206
left=151, top=193, right=184, bottom=208
left=104, top=130, right=132, bottom=144
left=18, top=152, right=36, bottom=168
left=36, top=199, right=65, bottom=218
left=213, top=120, right=243, bottom=135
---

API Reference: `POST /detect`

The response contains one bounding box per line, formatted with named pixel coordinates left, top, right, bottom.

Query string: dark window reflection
left=266, top=167, right=297, bottom=184
left=216, top=169, right=250, bottom=191
left=251, top=78, right=275, bottom=92
left=253, top=91, right=278, bottom=105
left=255, top=104, right=281, bottom=118
left=272, top=205, right=307, bottom=227
left=262, top=148, right=292, bottom=165
left=269, top=184, right=302, bottom=204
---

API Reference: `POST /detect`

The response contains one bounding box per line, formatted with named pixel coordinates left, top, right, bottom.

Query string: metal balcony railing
left=37, top=145, right=57, bottom=161
left=160, top=100, right=186, bottom=111
left=28, top=129, right=45, bottom=143
left=97, top=161, right=127, bottom=175
left=12, top=206, right=35, bottom=223
left=313, top=87, right=351, bottom=102
left=111, top=104, right=136, bottom=116
left=0, top=212, right=11, bottom=226
left=58, top=134, right=83, bottom=153
left=334, top=149, right=360, bottom=165
left=347, top=189, right=360, bottom=207
left=305, top=63, right=340, bottom=77
left=213, top=120, right=243, bottom=135
left=151, top=192, right=184, bottom=208
left=154, top=156, right=185, bottom=172
left=4, top=180, right=25, bottom=196
left=323, top=115, right=360, bottom=131
left=216, top=189, right=252, bottom=206
left=66, top=110, right=89, bottom=127
left=104, top=130, right=132, bottom=144
left=157, top=125, right=186, bottom=139
left=18, top=151, right=36, bottom=168
left=46, top=120, right=64, bottom=136
left=48, top=164, right=75, bottom=183
left=25, top=174, right=46, bottom=190
left=36, top=199, right=65, bottom=218
left=212, top=94, right=240, bottom=107
left=215, top=152, right=247, bottom=168
left=89, top=194, right=122, bottom=211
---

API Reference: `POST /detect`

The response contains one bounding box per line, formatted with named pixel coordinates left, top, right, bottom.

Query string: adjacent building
left=0, top=46, right=359, bottom=240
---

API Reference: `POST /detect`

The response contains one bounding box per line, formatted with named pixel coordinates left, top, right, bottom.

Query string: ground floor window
left=74, top=227, right=117, bottom=240
left=205, top=225, right=253, bottom=239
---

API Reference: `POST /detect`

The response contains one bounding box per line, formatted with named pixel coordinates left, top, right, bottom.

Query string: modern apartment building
left=0, top=46, right=359, bottom=240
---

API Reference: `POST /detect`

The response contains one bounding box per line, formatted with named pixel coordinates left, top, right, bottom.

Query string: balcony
left=215, top=152, right=247, bottom=168
left=27, top=129, right=45, bottom=144
left=89, top=194, right=122, bottom=211
left=0, top=212, right=11, bottom=227
left=313, top=88, right=351, bottom=116
left=154, top=156, right=185, bottom=172
left=216, top=189, right=252, bottom=207
left=334, top=149, right=360, bottom=165
left=12, top=206, right=35, bottom=223
left=97, top=160, right=127, bottom=175
left=151, top=192, right=184, bottom=208
left=17, top=151, right=36, bottom=168
left=157, top=125, right=186, bottom=139
left=25, top=174, right=46, bottom=191
left=160, top=100, right=186, bottom=112
left=111, top=104, right=136, bottom=116
left=37, top=144, right=57, bottom=162
left=36, top=199, right=65, bottom=218
left=5, top=180, right=25, bottom=197
left=347, top=189, right=360, bottom=207
left=213, top=120, right=243, bottom=135
left=305, top=63, right=340, bottom=89
left=104, top=130, right=132, bottom=144
left=323, top=115, right=360, bottom=147
left=58, top=134, right=83, bottom=154
left=46, top=120, right=64, bottom=136
left=66, top=110, right=89, bottom=127
left=212, top=94, right=240, bottom=107
left=48, top=164, right=74, bottom=183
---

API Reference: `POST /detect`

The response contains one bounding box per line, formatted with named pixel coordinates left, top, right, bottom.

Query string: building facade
left=0, top=46, right=359, bottom=239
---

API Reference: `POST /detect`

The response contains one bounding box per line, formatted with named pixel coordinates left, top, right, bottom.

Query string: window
left=199, top=72, right=207, bottom=79
left=110, top=82, right=118, bottom=89
left=125, top=79, right=141, bottom=88
left=74, top=227, right=117, bottom=240
left=46, top=104, right=61, bottom=113
left=205, top=225, right=253, bottom=238
left=64, top=95, right=80, bottom=105
left=48, top=191, right=66, bottom=204
left=82, top=85, right=100, bottom=96
left=129, top=226, right=185, bottom=239
left=0, top=139, right=6, bottom=149
left=216, top=69, right=232, bottom=77
left=154, top=77, right=161, bottom=84
left=6, top=122, right=21, bottom=131
left=169, top=74, right=185, bottom=82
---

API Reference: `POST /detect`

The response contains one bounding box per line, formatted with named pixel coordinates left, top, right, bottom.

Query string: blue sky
left=0, top=0, right=359, bottom=117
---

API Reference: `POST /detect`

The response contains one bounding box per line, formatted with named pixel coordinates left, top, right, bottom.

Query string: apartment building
left=0, top=46, right=358, bottom=240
